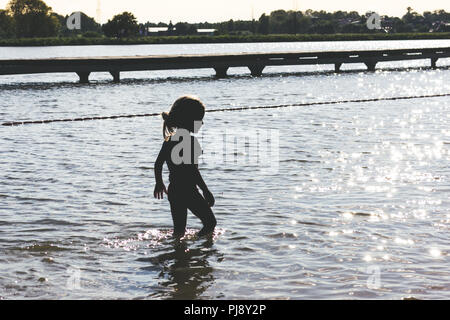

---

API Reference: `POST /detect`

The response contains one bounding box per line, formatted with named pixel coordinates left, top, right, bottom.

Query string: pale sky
left=1, top=0, right=449, bottom=24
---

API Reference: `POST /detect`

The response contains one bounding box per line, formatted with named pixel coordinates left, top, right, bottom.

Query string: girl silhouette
left=154, top=95, right=216, bottom=238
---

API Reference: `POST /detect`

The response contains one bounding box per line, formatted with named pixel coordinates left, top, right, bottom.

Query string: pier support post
left=431, top=57, right=438, bottom=69
left=364, top=61, right=377, bottom=72
left=76, top=72, right=90, bottom=84
left=248, top=64, right=265, bottom=77
left=110, top=71, right=120, bottom=83
left=214, top=66, right=228, bottom=78
left=334, top=63, right=342, bottom=73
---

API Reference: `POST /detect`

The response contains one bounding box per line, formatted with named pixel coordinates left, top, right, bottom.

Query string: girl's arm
left=154, top=142, right=168, bottom=199
left=193, top=165, right=215, bottom=207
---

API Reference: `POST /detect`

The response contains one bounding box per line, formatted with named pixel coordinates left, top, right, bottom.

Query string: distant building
left=147, top=27, right=174, bottom=36
left=337, top=18, right=360, bottom=26
left=197, top=29, right=217, bottom=36
left=146, top=27, right=216, bottom=36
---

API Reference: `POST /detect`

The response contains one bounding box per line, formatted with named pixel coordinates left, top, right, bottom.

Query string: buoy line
left=2, top=93, right=450, bottom=127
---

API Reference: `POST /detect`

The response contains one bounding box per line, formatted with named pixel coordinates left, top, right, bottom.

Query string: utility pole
left=293, top=0, right=299, bottom=34
left=251, top=3, right=255, bottom=34
left=96, top=0, right=102, bottom=23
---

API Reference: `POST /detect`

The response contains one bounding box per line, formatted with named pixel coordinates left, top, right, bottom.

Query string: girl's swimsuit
left=161, top=133, right=216, bottom=236
left=160, top=133, right=202, bottom=190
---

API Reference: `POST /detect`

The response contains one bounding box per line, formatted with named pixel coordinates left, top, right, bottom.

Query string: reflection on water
left=1, top=40, right=450, bottom=299
left=101, top=228, right=224, bottom=300
left=142, top=238, right=220, bottom=300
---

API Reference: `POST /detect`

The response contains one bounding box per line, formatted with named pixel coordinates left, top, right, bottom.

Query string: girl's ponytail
left=161, top=111, right=174, bottom=141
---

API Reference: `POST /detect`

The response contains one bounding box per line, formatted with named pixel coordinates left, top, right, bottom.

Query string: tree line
left=0, top=0, right=449, bottom=39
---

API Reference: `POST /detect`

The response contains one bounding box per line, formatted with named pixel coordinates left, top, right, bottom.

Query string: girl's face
left=192, top=119, right=203, bottom=133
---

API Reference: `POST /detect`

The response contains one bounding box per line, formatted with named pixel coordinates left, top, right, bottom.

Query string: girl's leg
left=169, top=200, right=188, bottom=238
left=187, top=191, right=217, bottom=237
left=168, top=184, right=188, bottom=238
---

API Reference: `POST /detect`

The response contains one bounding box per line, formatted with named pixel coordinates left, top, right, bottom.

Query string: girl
left=154, top=95, right=216, bottom=238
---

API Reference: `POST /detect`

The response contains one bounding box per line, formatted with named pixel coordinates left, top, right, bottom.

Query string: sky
left=1, top=0, right=449, bottom=24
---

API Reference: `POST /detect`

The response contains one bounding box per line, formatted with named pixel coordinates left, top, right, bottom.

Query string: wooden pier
left=0, top=47, right=449, bottom=83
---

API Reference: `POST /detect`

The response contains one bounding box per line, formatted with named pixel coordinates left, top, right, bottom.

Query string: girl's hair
left=162, top=95, right=206, bottom=141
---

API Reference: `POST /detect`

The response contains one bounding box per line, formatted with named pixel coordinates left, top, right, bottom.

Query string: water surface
left=0, top=40, right=450, bottom=299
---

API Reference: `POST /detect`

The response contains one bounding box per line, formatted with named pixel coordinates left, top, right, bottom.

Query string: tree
left=310, top=20, right=336, bottom=34
left=269, top=10, right=289, bottom=33
left=6, top=0, right=60, bottom=37
left=226, top=19, right=234, bottom=33
left=297, top=15, right=311, bottom=33
left=174, top=22, right=197, bottom=35
left=257, top=14, right=269, bottom=34
left=290, top=11, right=299, bottom=34
left=102, top=11, right=138, bottom=38
left=0, top=9, right=16, bottom=38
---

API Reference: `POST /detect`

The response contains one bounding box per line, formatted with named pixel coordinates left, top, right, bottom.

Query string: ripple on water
left=102, top=228, right=226, bottom=252
left=11, top=243, right=70, bottom=252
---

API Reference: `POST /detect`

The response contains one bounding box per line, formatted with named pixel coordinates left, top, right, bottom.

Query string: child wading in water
left=154, top=95, right=216, bottom=238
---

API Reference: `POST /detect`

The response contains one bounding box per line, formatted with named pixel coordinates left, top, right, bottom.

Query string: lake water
left=1, top=40, right=450, bottom=299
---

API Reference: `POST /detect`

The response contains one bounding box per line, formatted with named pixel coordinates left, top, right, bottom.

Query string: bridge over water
left=0, top=47, right=449, bottom=83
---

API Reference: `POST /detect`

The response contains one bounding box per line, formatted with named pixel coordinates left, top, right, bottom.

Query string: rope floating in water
left=2, top=93, right=450, bottom=127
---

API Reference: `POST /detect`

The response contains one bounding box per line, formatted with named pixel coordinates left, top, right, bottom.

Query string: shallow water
left=1, top=40, right=450, bottom=299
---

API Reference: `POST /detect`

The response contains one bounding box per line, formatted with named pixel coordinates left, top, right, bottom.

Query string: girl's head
left=161, top=95, right=205, bottom=140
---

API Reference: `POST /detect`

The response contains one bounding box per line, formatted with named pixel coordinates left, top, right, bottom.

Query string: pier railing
left=0, top=47, right=449, bottom=83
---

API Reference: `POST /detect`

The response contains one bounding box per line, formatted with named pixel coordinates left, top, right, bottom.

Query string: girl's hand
left=154, top=183, right=168, bottom=199
left=203, top=189, right=215, bottom=207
